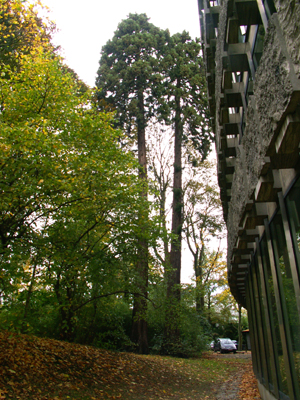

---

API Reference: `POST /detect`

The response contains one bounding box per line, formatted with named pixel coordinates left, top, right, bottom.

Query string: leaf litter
left=0, top=331, right=260, bottom=399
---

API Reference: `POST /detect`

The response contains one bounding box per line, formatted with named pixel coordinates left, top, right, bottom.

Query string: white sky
left=41, top=0, right=204, bottom=283
left=43, top=0, right=201, bottom=87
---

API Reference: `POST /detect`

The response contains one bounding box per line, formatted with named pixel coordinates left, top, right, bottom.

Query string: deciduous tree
left=0, top=0, right=55, bottom=69
left=0, top=41, right=146, bottom=341
left=147, top=123, right=173, bottom=271
left=184, top=160, right=225, bottom=312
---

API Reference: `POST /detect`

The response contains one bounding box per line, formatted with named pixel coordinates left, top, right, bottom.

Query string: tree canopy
left=0, top=4, right=245, bottom=358
left=0, top=0, right=55, bottom=68
left=96, top=13, right=168, bottom=136
left=0, top=2, right=150, bottom=342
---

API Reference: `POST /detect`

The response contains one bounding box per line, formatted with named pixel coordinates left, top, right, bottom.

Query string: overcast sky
left=43, top=0, right=201, bottom=87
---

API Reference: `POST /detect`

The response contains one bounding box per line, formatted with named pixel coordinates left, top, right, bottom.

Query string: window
left=251, top=256, right=272, bottom=385
left=285, top=177, right=300, bottom=277
left=270, top=210, right=300, bottom=395
left=209, top=0, right=219, bottom=7
left=263, top=0, right=277, bottom=20
left=239, top=26, right=247, bottom=43
left=260, top=233, right=289, bottom=395
left=253, top=25, right=265, bottom=71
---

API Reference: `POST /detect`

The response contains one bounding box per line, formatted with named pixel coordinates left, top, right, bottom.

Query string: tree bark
left=22, top=260, right=37, bottom=332
left=195, top=241, right=205, bottom=313
left=130, top=87, right=149, bottom=354
left=238, top=303, right=242, bottom=351
left=168, top=79, right=183, bottom=298
left=164, top=79, right=183, bottom=353
left=54, top=274, right=76, bottom=342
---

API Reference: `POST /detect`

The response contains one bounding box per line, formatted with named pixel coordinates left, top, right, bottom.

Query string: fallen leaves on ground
left=0, top=331, right=259, bottom=399
left=238, top=363, right=261, bottom=399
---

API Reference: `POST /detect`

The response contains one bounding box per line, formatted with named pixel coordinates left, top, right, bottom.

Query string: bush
left=147, top=295, right=212, bottom=357
left=177, top=307, right=212, bottom=357
left=74, top=297, right=133, bottom=351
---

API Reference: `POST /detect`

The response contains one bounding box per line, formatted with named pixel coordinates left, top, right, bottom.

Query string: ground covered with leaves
left=0, top=331, right=260, bottom=399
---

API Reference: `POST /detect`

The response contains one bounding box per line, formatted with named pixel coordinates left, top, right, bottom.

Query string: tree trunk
left=54, top=275, right=76, bottom=342
left=194, top=248, right=201, bottom=313
left=130, top=87, right=149, bottom=354
left=207, top=293, right=211, bottom=323
left=22, top=260, right=37, bottom=332
left=161, top=186, right=170, bottom=271
left=168, top=80, right=183, bottom=298
left=238, top=303, right=242, bottom=351
left=164, top=80, right=183, bottom=353
left=131, top=293, right=148, bottom=354
left=195, top=242, right=205, bottom=313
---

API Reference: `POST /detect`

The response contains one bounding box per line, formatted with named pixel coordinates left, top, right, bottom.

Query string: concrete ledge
left=257, top=380, right=278, bottom=400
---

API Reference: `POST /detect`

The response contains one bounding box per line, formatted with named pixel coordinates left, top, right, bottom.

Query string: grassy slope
left=0, top=331, right=258, bottom=400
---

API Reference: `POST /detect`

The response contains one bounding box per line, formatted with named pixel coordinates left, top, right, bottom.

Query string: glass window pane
left=260, top=234, right=289, bottom=394
left=248, top=268, right=263, bottom=379
left=284, top=178, right=300, bottom=394
left=254, top=253, right=273, bottom=387
left=285, top=177, right=300, bottom=276
left=270, top=210, right=300, bottom=393
left=253, top=25, right=265, bottom=70
left=262, top=0, right=277, bottom=19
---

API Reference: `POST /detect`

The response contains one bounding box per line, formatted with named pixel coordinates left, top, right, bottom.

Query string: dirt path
left=210, top=352, right=261, bottom=400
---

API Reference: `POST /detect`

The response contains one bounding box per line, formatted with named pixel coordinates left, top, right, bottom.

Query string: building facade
left=198, top=1, right=300, bottom=399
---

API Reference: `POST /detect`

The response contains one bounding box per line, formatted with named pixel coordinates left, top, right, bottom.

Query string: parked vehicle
left=232, top=340, right=238, bottom=350
left=214, top=338, right=236, bottom=353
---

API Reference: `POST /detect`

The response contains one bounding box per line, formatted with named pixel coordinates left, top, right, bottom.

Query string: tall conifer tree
left=162, top=32, right=212, bottom=353
left=96, top=13, right=167, bottom=354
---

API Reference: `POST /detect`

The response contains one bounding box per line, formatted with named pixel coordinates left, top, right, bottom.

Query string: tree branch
left=73, top=290, right=159, bottom=312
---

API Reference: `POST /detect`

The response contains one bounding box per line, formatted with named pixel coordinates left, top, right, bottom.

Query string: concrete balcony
left=222, top=70, right=233, bottom=90
left=240, top=202, right=277, bottom=230
left=226, top=136, right=239, bottom=156
left=226, top=18, right=240, bottom=44
left=219, top=156, right=235, bottom=179
left=234, top=228, right=260, bottom=251
left=220, top=107, right=230, bottom=124
left=198, top=0, right=204, bottom=10
left=254, top=169, right=282, bottom=202
left=224, top=113, right=241, bottom=136
left=199, top=0, right=220, bottom=10
left=220, top=136, right=238, bottom=158
left=205, top=39, right=217, bottom=61
left=205, top=5, right=220, bottom=29
left=205, top=22, right=217, bottom=42
left=275, top=113, right=300, bottom=156
left=235, top=0, right=261, bottom=26
left=206, top=72, right=215, bottom=96
left=225, top=82, right=245, bottom=108
left=223, top=42, right=251, bottom=72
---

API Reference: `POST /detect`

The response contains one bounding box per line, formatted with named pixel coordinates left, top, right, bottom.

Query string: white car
left=214, top=338, right=237, bottom=353
left=232, top=340, right=238, bottom=350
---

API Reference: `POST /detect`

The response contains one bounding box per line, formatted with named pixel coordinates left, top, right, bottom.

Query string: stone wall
left=225, top=8, right=300, bottom=265
left=274, top=0, right=300, bottom=77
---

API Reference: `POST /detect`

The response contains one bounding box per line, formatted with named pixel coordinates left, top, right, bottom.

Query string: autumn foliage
left=0, top=0, right=246, bottom=364
left=0, top=0, right=54, bottom=68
